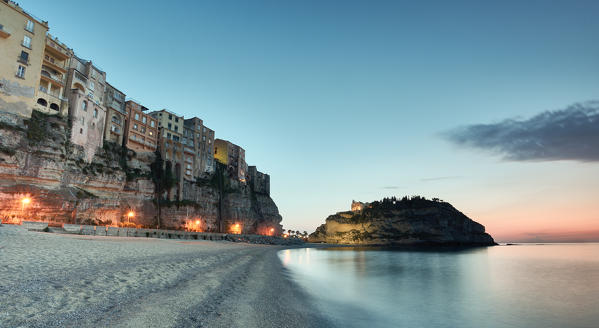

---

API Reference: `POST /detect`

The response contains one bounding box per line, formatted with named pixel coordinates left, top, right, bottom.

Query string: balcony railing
left=74, top=70, right=87, bottom=84
left=45, top=37, right=70, bottom=60
left=38, top=88, right=64, bottom=102
left=43, top=57, right=67, bottom=72
left=17, top=56, right=29, bottom=65
left=41, top=70, right=64, bottom=85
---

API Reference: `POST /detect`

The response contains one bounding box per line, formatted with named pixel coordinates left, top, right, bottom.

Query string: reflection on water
left=279, top=244, right=599, bottom=328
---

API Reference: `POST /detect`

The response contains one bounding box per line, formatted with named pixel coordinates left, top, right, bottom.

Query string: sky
left=25, top=0, right=599, bottom=242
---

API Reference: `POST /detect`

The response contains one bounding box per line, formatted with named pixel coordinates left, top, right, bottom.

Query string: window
left=150, top=120, right=155, bottom=127
left=167, top=133, right=171, bottom=139
left=168, top=114, right=172, bottom=120
left=175, top=117, right=178, bottom=123
left=80, top=128, right=83, bottom=134
left=167, top=123, right=172, bottom=129
left=142, top=116, right=147, bottom=124
left=173, top=136, right=180, bottom=142
left=149, top=131, right=153, bottom=136
left=202, top=136, right=206, bottom=141
left=82, top=101, right=88, bottom=111
left=22, top=35, right=32, bottom=49
left=93, top=109, right=98, bottom=118
left=16, top=65, right=26, bottom=78
left=174, top=126, right=178, bottom=132
left=89, top=81, right=95, bottom=91
left=25, top=20, right=34, bottom=33
left=18, top=51, right=29, bottom=64
left=134, top=113, right=139, bottom=120
left=133, top=123, right=138, bottom=130
left=141, top=127, right=146, bottom=133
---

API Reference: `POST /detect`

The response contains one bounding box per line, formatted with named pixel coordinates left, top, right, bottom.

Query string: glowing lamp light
left=128, top=211, right=134, bottom=218
left=195, top=220, right=200, bottom=225
left=22, top=197, right=31, bottom=205
left=230, top=223, right=242, bottom=234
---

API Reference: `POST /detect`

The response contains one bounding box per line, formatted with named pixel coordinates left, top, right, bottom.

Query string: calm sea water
left=279, top=244, right=599, bottom=328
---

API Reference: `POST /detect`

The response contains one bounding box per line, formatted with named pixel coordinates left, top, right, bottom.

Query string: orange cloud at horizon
left=473, top=202, right=599, bottom=243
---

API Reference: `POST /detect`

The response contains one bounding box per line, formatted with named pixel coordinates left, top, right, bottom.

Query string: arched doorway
left=37, top=98, right=48, bottom=107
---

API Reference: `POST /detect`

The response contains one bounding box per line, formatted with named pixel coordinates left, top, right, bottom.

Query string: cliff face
left=309, top=197, right=496, bottom=246
left=0, top=111, right=282, bottom=234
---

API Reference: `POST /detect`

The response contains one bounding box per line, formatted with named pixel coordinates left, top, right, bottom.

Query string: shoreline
left=0, top=225, right=332, bottom=327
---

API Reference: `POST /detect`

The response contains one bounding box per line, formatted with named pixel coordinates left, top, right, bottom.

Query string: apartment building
left=248, top=166, right=270, bottom=196
left=150, top=109, right=190, bottom=200
left=183, top=117, right=215, bottom=178
left=65, top=56, right=107, bottom=162
left=150, top=109, right=184, bottom=161
left=103, top=83, right=126, bottom=145
left=0, top=0, right=48, bottom=118
left=214, top=139, right=247, bottom=182
left=34, top=33, right=72, bottom=117
left=123, top=100, right=157, bottom=153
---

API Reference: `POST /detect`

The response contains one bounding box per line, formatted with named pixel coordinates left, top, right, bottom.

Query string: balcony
left=72, top=70, right=87, bottom=91
left=17, top=55, right=29, bottom=65
left=45, top=38, right=70, bottom=61
left=0, top=24, right=10, bottom=38
left=40, top=70, right=64, bottom=87
left=43, top=57, right=67, bottom=73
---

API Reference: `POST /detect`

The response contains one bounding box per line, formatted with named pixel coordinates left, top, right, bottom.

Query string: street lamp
left=21, top=197, right=31, bottom=222
left=127, top=210, right=134, bottom=224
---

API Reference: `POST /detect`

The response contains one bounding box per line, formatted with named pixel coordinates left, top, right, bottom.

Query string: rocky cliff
left=0, top=111, right=282, bottom=234
left=309, top=197, right=496, bottom=246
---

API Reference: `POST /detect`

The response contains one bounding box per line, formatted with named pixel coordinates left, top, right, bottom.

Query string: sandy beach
left=0, top=225, right=331, bottom=328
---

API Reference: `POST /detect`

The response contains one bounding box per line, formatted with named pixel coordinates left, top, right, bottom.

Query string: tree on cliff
left=150, top=150, right=176, bottom=228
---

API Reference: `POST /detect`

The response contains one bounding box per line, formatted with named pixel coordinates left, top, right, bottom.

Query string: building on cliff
left=0, top=0, right=49, bottom=118
left=248, top=166, right=270, bottom=196
left=103, top=83, right=127, bottom=145
left=64, top=56, right=107, bottom=162
left=123, top=100, right=157, bottom=153
left=150, top=109, right=186, bottom=199
left=214, top=139, right=247, bottom=183
left=351, top=200, right=369, bottom=212
left=35, top=34, right=72, bottom=117
left=184, top=117, right=215, bottom=178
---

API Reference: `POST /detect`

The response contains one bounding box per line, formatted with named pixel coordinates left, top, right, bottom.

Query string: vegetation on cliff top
left=331, top=196, right=459, bottom=224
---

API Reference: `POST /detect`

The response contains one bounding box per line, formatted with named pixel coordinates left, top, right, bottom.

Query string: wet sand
left=0, top=225, right=332, bottom=327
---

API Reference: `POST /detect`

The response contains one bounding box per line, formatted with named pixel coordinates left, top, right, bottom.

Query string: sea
left=279, top=244, right=599, bottom=328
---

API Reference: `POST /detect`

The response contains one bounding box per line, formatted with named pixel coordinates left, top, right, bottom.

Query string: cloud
left=444, top=101, right=599, bottom=162
left=381, top=186, right=400, bottom=190
left=502, top=230, right=599, bottom=243
left=420, top=176, right=461, bottom=182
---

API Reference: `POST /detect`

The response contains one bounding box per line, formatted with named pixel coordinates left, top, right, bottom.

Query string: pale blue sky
left=27, top=0, right=599, bottom=240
